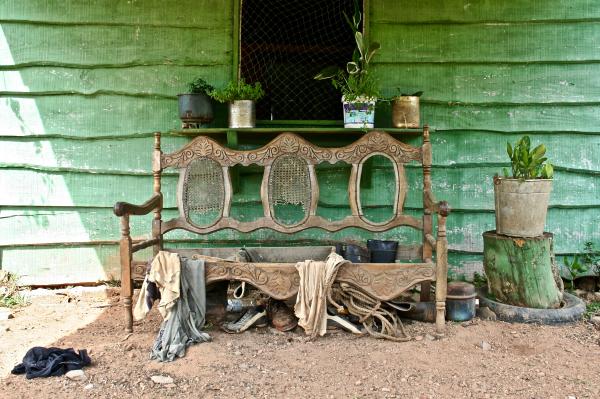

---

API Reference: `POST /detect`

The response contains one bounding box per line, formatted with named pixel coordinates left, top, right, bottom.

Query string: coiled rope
left=328, top=282, right=411, bottom=342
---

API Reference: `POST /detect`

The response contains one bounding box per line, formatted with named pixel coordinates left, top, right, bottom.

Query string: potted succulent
left=314, top=4, right=380, bottom=128
left=391, top=90, right=423, bottom=128
left=209, top=79, right=265, bottom=128
left=177, top=77, right=214, bottom=128
left=494, top=136, right=554, bottom=237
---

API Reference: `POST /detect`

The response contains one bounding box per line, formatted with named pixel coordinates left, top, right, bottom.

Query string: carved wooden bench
left=114, top=127, right=450, bottom=334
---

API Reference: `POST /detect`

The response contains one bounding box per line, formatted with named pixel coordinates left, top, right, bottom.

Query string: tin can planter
left=445, top=281, right=476, bottom=321
left=494, top=177, right=552, bottom=237
left=342, top=96, right=376, bottom=128
left=391, top=96, right=420, bottom=128
left=177, top=93, right=214, bottom=127
left=229, top=100, right=256, bottom=128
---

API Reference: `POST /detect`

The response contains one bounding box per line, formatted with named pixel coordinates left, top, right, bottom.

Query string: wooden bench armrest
left=114, top=193, right=162, bottom=217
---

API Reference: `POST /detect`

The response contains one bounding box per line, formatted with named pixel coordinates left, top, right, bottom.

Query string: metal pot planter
left=391, top=96, right=419, bottom=128
left=493, top=176, right=552, bottom=237
left=342, top=96, right=376, bottom=128
left=177, top=93, right=214, bottom=127
left=228, top=100, right=256, bottom=128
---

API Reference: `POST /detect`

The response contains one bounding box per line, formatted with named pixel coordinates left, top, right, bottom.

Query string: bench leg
left=120, top=215, right=134, bottom=333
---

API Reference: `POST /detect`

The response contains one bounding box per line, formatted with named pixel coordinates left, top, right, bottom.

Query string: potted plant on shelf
left=209, top=79, right=265, bottom=128
left=314, top=4, right=380, bottom=128
left=177, top=77, right=214, bottom=128
left=391, top=90, right=423, bottom=128
left=494, top=135, right=554, bottom=237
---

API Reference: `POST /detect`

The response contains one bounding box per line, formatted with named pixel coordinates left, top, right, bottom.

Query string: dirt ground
left=1, top=288, right=599, bottom=399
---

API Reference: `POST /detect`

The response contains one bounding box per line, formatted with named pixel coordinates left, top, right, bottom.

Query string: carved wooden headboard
left=154, top=127, right=435, bottom=236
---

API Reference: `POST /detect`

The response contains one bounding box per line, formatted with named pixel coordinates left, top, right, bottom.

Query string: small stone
left=234, top=350, right=241, bottom=356
left=123, top=343, right=134, bottom=351
left=567, top=396, right=577, bottom=399
left=238, top=363, right=248, bottom=370
left=65, top=369, right=86, bottom=381
left=0, top=309, right=14, bottom=320
left=589, top=316, right=600, bottom=327
left=400, top=378, right=407, bottom=383
left=476, top=307, right=497, bottom=321
left=381, top=387, right=391, bottom=392
left=151, top=375, right=174, bottom=385
left=355, top=380, right=362, bottom=386
left=479, top=341, right=492, bottom=351
left=84, top=384, right=94, bottom=390
left=414, top=335, right=423, bottom=341
left=425, top=334, right=435, bottom=341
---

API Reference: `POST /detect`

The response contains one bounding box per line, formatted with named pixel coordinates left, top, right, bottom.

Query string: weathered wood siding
left=370, top=0, right=600, bottom=277
left=1, top=0, right=599, bottom=283
left=0, top=0, right=233, bottom=284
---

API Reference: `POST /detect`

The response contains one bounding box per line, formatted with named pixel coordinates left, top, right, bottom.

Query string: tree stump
left=483, top=231, right=562, bottom=309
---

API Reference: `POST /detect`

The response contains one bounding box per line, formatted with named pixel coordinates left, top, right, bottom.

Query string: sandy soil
left=1, top=288, right=599, bottom=399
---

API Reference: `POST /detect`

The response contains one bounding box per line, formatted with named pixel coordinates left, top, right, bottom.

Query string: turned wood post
left=421, top=125, right=432, bottom=301
left=152, top=132, right=163, bottom=255
left=119, top=214, right=134, bottom=333
left=435, top=210, right=449, bottom=334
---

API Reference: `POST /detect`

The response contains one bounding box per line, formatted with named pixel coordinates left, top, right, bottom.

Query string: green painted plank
left=1, top=244, right=143, bottom=285
left=3, top=163, right=598, bottom=209
left=1, top=22, right=231, bottom=66
left=3, top=95, right=599, bottom=137
left=431, top=131, right=600, bottom=172
left=0, top=136, right=192, bottom=174
left=1, top=206, right=597, bottom=255
left=372, top=22, right=600, bottom=63
left=422, top=103, right=600, bottom=132
left=0, top=95, right=179, bottom=136
left=1, top=0, right=232, bottom=27
left=370, top=0, right=600, bottom=23
left=1, top=131, right=599, bottom=174
left=374, top=63, right=600, bottom=104
left=0, top=65, right=231, bottom=97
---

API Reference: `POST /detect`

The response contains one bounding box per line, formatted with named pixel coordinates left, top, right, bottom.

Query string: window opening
left=240, top=0, right=361, bottom=121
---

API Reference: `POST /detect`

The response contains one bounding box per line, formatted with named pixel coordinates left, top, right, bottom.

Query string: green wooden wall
left=1, top=0, right=599, bottom=284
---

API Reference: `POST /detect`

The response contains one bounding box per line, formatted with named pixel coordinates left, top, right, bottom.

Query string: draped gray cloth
left=151, top=257, right=211, bottom=362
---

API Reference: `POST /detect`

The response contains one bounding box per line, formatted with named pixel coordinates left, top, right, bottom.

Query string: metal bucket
left=229, top=100, right=256, bottom=128
left=494, top=177, right=552, bottom=237
left=446, top=281, right=476, bottom=321
left=177, top=93, right=214, bottom=126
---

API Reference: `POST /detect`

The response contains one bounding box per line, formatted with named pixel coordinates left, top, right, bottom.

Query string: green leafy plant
left=563, top=254, right=588, bottom=290
left=581, top=241, right=600, bottom=276
left=0, top=271, right=29, bottom=308
left=314, top=1, right=381, bottom=101
left=209, top=79, right=265, bottom=103
left=585, top=301, right=600, bottom=319
left=187, top=77, right=214, bottom=95
left=502, top=136, right=554, bottom=179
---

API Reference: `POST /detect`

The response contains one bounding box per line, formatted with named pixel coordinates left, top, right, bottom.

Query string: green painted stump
left=483, top=231, right=562, bottom=309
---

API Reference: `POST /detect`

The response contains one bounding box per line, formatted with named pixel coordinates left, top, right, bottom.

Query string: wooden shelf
left=169, top=127, right=427, bottom=136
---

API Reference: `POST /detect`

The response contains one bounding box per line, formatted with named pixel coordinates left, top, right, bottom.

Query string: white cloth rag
left=294, top=252, right=348, bottom=337
left=133, top=251, right=181, bottom=321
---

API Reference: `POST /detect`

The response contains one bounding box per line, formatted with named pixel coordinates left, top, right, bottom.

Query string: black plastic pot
left=177, top=93, right=214, bottom=126
left=335, top=243, right=370, bottom=263
left=367, top=239, right=398, bottom=263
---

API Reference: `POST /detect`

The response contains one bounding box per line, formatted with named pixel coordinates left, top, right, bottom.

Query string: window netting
left=240, top=0, right=359, bottom=121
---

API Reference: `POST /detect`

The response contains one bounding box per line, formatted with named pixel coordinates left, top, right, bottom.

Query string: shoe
left=267, top=299, right=298, bottom=332
left=221, top=307, right=267, bottom=334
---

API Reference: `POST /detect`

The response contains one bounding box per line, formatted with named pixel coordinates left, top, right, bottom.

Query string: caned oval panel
left=182, top=157, right=225, bottom=228
left=357, top=154, right=399, bottom=224
left=268, top=155, right=312, bottom=226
